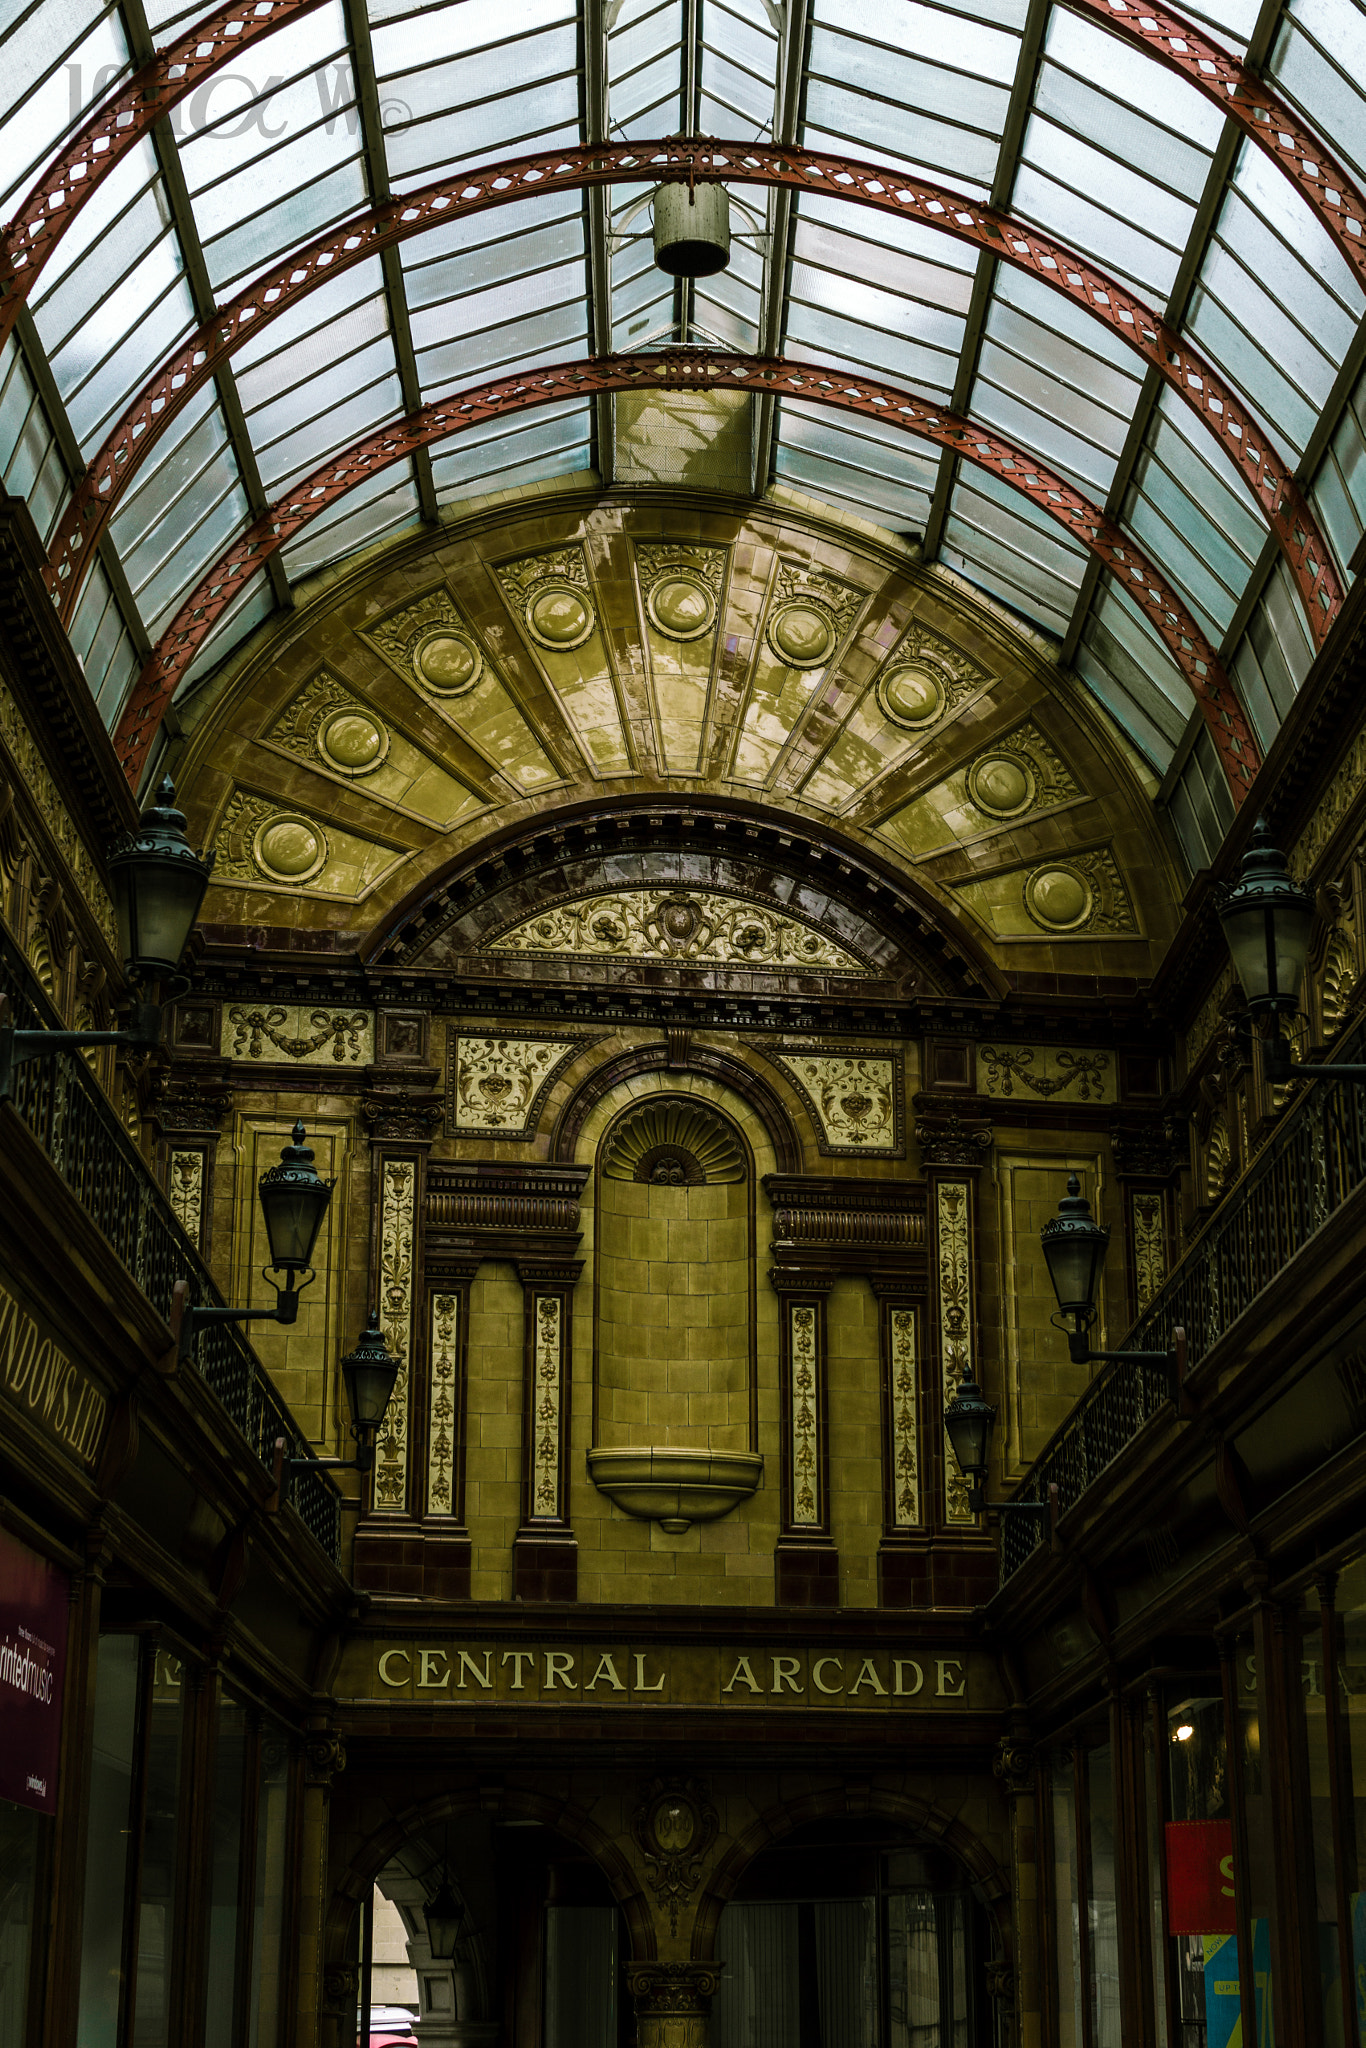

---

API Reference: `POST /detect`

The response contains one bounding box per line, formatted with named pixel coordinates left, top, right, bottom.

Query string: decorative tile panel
left=493, top=545, right=630, bottom=774
left=802, top=620, right=992, bottom=811
left=876, top=719, right=1083, bottom=859
left=951, top=847, right=1139, bottom=940
left=488, top=888, right=870, bottom=974
left=168, top=1149, right=205, bottom=1246
left=789, top=1303, right=820, bottom=1526
left=935, top=1180, right=975, bottom=1525
left=427, top=1292, right=459, bottom=1517
left=1290, top=726, right=1366, bottom=880
left=211, top=789, right=402, bottom=901
left=530, top=1295, right=564, bottom=1521
left=888, top=1308, right=921, bottom=1528
left=1132, top=1192, right=1166, bottom=1314
left=770, top=1049, right=903, bottom=1154
left=265, top=669, right=484, bottom=824
left=222, top=1003, right=373, bottom=1065
left=357, top=584, right=559, bottom=790
left=447, top=1033, right=583, bottom=1137
left=977, top=1043, right=1115, bottom=1104
left=374, top=1158, right=416, bottom=1512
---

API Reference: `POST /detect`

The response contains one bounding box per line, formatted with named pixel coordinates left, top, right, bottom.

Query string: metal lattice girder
left=1074, top=0, right=1366, bottom=292
left=0, top=0, right=327, bottom=346
left=112, top=349, right=1262, bottom=798
left=44, top=139, right=1342, bottom=641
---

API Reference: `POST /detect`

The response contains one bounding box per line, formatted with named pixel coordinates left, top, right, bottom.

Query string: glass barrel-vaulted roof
left=1, top=0, right=1364, bottom=872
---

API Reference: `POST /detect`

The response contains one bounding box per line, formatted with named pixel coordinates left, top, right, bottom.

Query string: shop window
left=1160, top=1688, right=1235, bottom=2046
left=0, top=1796, right=47, bottom=2046
left=545, top=1905, right=618, bottom=2048
left=1086, top=1743, right=1120, bottom=2046
left=75, top=1637, right=294, bottom=2048
left=1048, top=1751, right=1083, bottom=2048
left=712, top=1824, right=989, bottom=2048
left=1309, top=1561, right=1366, bottom=2048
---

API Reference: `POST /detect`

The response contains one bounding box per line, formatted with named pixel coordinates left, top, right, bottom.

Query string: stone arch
left=690, top=1781, right=1011, bottom=1968
left=552, top=1043, right=803, bottom=1173
left=324, top=1782, right=657, bottom=1998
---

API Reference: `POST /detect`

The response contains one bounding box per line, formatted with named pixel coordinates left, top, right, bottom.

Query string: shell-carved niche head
left=602, top=1098, right=746, bottom=1184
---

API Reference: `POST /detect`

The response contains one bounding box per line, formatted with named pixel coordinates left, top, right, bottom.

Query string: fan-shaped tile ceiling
left=169, top=489, right=1183, bottom=980
left=1, top=0, right=1361, bottom=880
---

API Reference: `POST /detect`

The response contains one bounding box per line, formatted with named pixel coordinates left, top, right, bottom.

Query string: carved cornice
left=764, top=1174, right=928, bottom=1290
left=426, top=1164, right=590, bottom=1237
left=913, top=1103, right=994, bottom=1167
left=361, top=1091, right=444, bottom=1143
left=1109, top=1117, right=1183, bottom=1180
left=151, top=1071, right=234, bottom=1137
left=764, top=1174, right=926, bottom=1245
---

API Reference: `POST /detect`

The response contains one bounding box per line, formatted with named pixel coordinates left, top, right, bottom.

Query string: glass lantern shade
left=257, top=1121, right=334, bottom=1274
left=943, top=1374, right=996, bottom=1486
left=424, top=1879, right=464, bottom=1962
left=1216, top=817, right=1314, bottom=1015
left=106, top=777, right=214, bottom=983
left=1040, top=1174, right=1110, bottom=1323
left=340, top=1311, right=400, bottom=1434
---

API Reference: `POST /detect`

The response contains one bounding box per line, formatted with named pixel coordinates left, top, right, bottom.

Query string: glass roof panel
left=279, top=459, right=420, bottom=580
left=1184, top=140, right=1364, bottom=460
left=0, top=0, right=128, bottom=217
left=1268, top=0, right=1366, bottom=185
left=773, top=400, right=937, bottom=531
left=1123, top=400, right=1265, bottom=642
left=1076, top=578, right=1191, bottom=770
left=942, top=466, right=1088, bottom=638
left=610, top=0, right=683, bottom=135
left=429, top=400, right=593, bottom=505
left=700, top=0, right=778, bottom=136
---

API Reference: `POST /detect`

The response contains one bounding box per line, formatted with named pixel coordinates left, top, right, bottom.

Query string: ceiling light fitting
left=653, top=179, right=731, bottom=278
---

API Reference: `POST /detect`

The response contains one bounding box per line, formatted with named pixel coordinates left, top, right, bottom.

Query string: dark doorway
left=710, top=1820, right=996, bottom=2048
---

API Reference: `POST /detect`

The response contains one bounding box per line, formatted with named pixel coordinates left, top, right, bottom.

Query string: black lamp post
left=176, top=1121, right=334, bottom=1359
left=0, top=778, right=212, bottom=1093
left=272, top=1311, right=400, bottom=1498
left=942, top=1373, right=1055, bottom=1523
left=1216, top=818, right=1366, bottom=1086
left=1040, top=1174, right=1187, bottom=1395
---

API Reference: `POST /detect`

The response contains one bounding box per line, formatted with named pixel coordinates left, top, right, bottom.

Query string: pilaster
left=771, top=1271, right=839, bottom=1607
left=512, top=1259, right=582, bottom=1602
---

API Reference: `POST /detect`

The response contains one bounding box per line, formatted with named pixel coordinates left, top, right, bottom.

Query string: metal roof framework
left=2, top=0, right=1364, bottom=820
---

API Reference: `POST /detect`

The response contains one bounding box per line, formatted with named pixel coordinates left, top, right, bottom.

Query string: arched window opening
left=712, top=1820, right=996, bottom=2048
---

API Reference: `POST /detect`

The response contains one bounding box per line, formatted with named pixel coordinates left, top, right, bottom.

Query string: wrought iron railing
left=999, top=1008, right=1366, bottom=1583
left=0, top=940, right=341, bottom=1565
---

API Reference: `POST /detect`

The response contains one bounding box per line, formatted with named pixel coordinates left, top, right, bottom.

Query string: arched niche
left=570, top=1071, right=782, bottom=1571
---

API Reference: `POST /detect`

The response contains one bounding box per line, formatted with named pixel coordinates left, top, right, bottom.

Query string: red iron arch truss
left=110, top=349, right=1262, bottom=799
left=0, top=0, right=328, bottom=335
left=42, top=140, right=1342, bottom=641
left=5, top=0, right=1362, bottom=340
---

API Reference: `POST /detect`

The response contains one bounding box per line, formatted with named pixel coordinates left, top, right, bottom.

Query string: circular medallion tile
left=967, top=751, right=1034, bottom=818
left=318, top=709, right=389, bottom=777
left=254, top=815, right=329, bottom=885
left=877, top=662, right=945, bottom=728
left=767, top=599, right=834, bottom=669
left=1024, top=863, right=1093, bottom=932
left=526, top=583, right=595, bottom=650
left=412, top=630, right=483, bottom=696
left=646, top=571, right=716, bottom=640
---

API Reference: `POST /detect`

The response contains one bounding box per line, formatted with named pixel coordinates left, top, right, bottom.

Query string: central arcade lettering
left=0, top=1284, right=106, bottom=1467
left=371, top=1645, right=970, bottom=1705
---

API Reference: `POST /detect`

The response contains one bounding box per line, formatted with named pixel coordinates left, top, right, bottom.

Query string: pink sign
left=0, top=1526, right=69, bottom=1813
